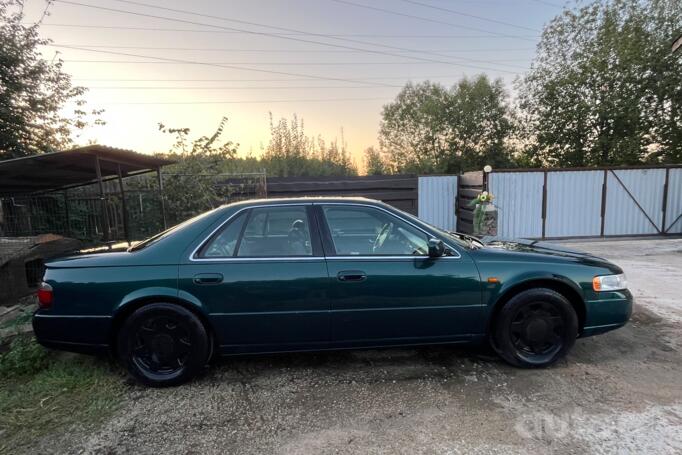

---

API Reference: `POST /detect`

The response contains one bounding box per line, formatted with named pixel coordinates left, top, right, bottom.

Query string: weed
left=0, top=335, right=126, bottom=455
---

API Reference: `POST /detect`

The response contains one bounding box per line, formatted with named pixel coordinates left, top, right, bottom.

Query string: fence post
left=63, top=190, right=71, bottom=238
left=94, top=156, right=110, bottom=242
left=157, top=166, right=167, bottom=230
left=541, top=171, right=547, bottom=239
left=117, top=164, right=131, bottom=244
left=661, top=167, right=670, bottom=234
left=600, top=169, right=608, bottom=237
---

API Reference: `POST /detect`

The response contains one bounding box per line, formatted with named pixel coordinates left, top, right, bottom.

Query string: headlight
left=592, top=273, right=627, bottom=291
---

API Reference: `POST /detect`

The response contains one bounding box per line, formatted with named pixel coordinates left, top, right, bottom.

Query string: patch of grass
left=0, top=310, right=33, bottom=330
left=0, top=335, right=50, bottom=376
left=0, top=336, right=126, bottom=455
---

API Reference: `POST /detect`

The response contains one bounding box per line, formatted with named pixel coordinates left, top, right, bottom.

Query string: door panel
left=179, top=260, right=329, bottom=352
left=180, top=204, right=330, bottom=353
left=326, top=257, right=483, bottom=345
left=317, top=204, right=485, bottom=346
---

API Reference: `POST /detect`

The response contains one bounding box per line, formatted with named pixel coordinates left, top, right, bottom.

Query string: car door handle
left=193, top=273, right=223, bottom=285
left=337, top=271, right=367, bottom=282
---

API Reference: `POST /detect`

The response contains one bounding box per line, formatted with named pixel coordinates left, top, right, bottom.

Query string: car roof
left=224, top=196, right=386, bottom=209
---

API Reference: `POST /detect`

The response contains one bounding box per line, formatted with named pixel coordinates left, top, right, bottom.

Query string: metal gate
left=486, top=165, right=682, bottom=239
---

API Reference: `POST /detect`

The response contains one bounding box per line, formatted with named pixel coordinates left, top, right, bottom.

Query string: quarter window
left=322, top=206, right=429, bottom=256
left=199, top=212, right=247, bottom=258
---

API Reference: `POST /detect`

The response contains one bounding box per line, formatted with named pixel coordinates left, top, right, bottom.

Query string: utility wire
left=52, top=44, right=535, bottom=53
left=51, top=45, right=395, bottom=87
left=36, top=23, right=537, bottom=38
left=328, top=0, right=538, bottom=42
left=83, top=85, right=404, bottom=89
left=70, top=75, right=487, bottom=82
left=527, top=0, right=564, bottom=8
left=62, top=59, right=527, bottom=66
left=53, top=0, right=525, bottom=72
left=396, top=0, right=540, bottom=32
left=102, top=97, right=391, bottom=105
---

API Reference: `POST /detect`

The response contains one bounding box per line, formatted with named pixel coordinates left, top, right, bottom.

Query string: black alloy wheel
left=493, top=288, right=578, bottom=368
left=117, top=303, right=209, bottom=386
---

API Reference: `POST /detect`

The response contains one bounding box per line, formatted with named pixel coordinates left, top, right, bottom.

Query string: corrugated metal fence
left=418, top=176, right=458, bottom=231
left=488, top=166, right=682, bottom=239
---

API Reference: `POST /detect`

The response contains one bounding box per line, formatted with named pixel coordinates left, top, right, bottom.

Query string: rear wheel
left=493, top=288, right=578, bottom=368
left=117, top=303, right=209, bottom=387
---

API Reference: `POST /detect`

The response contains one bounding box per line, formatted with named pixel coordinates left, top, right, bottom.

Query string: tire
left=492, top=288, right=578, bottom=368
left=117, top=303, right=209, bottom=387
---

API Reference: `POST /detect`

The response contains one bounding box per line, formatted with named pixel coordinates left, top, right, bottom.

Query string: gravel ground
left=33, top=238, right=682, bottom=454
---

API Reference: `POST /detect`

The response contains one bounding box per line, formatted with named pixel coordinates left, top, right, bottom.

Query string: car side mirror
left=427, top=238, right=445, bottom=258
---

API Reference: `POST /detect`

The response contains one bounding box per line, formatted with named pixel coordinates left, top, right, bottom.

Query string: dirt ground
left=33, top=239, right=682, bottom=454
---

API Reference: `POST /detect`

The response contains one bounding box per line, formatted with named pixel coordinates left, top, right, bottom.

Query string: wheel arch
left=487, top=277, right=586, bottom=338
left=110, top=295, right=215, bottom=355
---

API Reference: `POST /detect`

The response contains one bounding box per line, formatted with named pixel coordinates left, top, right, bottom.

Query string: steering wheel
left=372, top=222, right=393, bottom=253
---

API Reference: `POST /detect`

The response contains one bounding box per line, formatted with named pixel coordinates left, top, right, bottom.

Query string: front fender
left=491, top=271, right=584, bottom=307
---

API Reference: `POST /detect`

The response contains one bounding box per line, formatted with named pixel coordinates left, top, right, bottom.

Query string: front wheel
left=493, top=288, right=578, bottom=368
left=117, top=303, right=209, bottom=387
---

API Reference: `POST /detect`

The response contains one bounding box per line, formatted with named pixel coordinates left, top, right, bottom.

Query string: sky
left=23, top=0, right=566, bottom=164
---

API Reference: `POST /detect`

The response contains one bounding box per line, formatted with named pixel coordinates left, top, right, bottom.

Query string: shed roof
left=0, top=145, right=175, bottom=196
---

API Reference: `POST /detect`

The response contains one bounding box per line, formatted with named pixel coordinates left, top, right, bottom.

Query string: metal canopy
left=0, top=145, right=175, bottom=196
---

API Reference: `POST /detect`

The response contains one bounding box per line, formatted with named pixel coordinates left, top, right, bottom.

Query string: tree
left=155, top=117, right=240, bottom=224
left=518, top=0, right=682, bottom=167
left=262, top=113, right=357, bottom=176
left=0, top=1, right=103, bottom=159
left=379, top=76, right=518, bottom=174
left=363, top=146, right=391, bottom=175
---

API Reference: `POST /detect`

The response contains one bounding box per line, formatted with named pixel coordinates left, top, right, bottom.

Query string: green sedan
left=33, top=197, right=632, bottom=386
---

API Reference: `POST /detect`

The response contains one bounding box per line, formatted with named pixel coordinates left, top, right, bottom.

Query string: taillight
left=37, top=282, right=53, bottom=309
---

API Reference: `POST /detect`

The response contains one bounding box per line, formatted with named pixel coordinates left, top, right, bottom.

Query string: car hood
left=482, top=237, right=594, bottom=256
left=477, top=237, right=621, bottom=272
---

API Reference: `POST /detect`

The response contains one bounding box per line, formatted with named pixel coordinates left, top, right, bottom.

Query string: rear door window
left=237, top=206, right=313, bottom=257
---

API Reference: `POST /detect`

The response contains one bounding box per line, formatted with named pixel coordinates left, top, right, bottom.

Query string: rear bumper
left=580, top=289, right=633, bottom=337
left=32, top=312, right=112, bottom=355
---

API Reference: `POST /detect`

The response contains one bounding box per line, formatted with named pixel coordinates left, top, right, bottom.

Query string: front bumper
left=580, top=289, right=633, bottom=337
left=32, top=312, right=112, bottom=355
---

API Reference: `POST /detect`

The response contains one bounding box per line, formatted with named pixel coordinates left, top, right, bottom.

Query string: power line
left=527, top=0, right=564, bottom=8
left=51, top=44, right=535, bottom=53
left=83, top=85, right=404, bottom=89
left=62, top=59, right=528, bottom=66
left=328, top=0, right=538, bottom=42
left=36, top=23, right=536, bottom=38
left=70, top=75, right=486, bottom=82
left=51, top=45, right=394, bottom=87
left=53, top=0, right=526, bottom=72
left=101, top=97, right=391, bottom=105
left=396, top=0, right=540, bottom=33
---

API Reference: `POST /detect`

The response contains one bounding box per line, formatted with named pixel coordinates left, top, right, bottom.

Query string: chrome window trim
left=189, top=203, right=319, bottom=262
left=319, top=202, right=461, bottom=259
left=188, top=201, right=461, bottom=262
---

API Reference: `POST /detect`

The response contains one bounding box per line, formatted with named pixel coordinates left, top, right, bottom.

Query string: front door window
left=322, top=205, right=429, bottom=256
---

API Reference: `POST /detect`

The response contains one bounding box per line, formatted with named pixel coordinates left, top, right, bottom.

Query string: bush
left=0, top=335, right=50, bottom=377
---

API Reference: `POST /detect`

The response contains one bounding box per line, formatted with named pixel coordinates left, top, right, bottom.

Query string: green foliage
left=131, top=115, right=358, bottom=227
left=364, top=146, right=392, bottom=175
left=0, top=336, right=125, bottom=454
left=0, top=335, right=49, bottom=377
left=0, top=1, right=104, bottom=159
left=156, top=117, right=241, bottom=223
left=379, top=76, right=519, bottom=174
left=262, top=113, right=357, bottom=177
left=517, top=0, right=682, bottom=166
